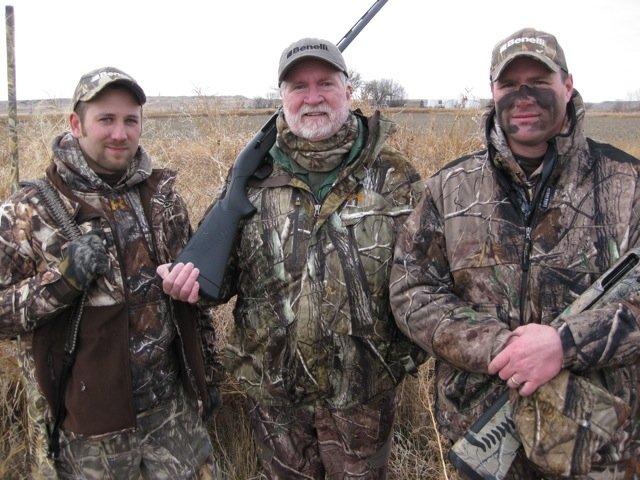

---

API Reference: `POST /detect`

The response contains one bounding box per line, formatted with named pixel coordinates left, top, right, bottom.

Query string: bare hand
left=156, top=262, right=200, bottom=304
left=488, top=324, right=563, bottom=397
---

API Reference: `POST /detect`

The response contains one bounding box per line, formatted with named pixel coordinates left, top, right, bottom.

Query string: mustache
left=299, top=104, right=331, bottom=115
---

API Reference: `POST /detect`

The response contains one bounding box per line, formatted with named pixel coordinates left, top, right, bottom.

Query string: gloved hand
left=59, top=233, right=109, bottom=291
left=203, top=385, right=222, bottom=420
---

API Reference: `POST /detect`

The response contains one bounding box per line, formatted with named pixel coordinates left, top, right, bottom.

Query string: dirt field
left=0, top=107, right=638, bottom=479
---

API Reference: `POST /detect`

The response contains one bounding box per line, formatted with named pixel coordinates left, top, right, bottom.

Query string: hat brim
left=278, top=53, right=347, bottom=84
left=75, top=78, right=146, bottom=108
left=491, top=52, right=560, bottom=82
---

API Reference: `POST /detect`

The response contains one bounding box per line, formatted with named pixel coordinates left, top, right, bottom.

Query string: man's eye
left=99, top=117, right=113, bottom=124
left=125, top=118, right=139, bottom=125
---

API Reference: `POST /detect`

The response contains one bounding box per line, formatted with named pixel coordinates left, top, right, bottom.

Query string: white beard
left=284, top=103, right=350, bottom=141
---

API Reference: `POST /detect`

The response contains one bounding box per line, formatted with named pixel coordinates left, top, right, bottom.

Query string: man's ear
left=346, top=83, right=353, bottom=101
left=564, top=73, right=574, bottom=102
left=69, top=112, right=82, bottom=138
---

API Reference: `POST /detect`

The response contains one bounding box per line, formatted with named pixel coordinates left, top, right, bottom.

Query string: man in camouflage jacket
left=161, top=38, right=424, bottom=479
left=0, top=67, right=219, bottom=479
left=390, top=28, right=640, bottom=479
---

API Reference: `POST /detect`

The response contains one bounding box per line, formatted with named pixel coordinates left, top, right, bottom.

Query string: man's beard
left=284, top=103, right=350, bottom=141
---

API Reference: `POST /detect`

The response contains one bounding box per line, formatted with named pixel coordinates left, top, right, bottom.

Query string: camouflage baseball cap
left=490, top=28, right=568, bottom=82
left=512, top=371, right=630, bottom=477
left=278, top=37, right=348, bottom=85
left=72, top=67, right=146, bottom=110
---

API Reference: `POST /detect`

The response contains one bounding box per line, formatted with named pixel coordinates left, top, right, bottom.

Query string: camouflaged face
left=390, top=92, right=640, bottom=469
left=218, top=112, right=425, bottom=409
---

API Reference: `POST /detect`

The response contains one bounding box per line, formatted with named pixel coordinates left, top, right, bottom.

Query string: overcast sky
left=1, top=0, right=638, bottom=103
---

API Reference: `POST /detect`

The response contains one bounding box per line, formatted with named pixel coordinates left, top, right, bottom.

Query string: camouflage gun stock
left=174, top=0, right=389, bottom=300
left=449, top=247, right=640, bottom=480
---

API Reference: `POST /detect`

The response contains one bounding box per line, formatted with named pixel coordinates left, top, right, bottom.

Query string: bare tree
left=347, top=69, right=364, bottom=99
left=251, top=97, right=270, bottom=109
left=251, top=88, right=281, bottom=109
left=361, top=78, right=406, bottom=107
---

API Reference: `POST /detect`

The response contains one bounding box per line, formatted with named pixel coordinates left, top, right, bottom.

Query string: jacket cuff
left=557, top=322, right=578, bottom=370
left=46, top=275, right=83, bottom=304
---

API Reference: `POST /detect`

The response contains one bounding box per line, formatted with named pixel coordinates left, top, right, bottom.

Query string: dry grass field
left=1, top=103, right=639, bottom=479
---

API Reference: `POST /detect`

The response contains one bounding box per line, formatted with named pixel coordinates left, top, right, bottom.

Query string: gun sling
left=21, top=179, right=87, bottom=459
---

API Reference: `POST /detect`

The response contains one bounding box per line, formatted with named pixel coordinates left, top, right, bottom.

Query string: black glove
left=59, top=233, right=109, bottom=291
left=203, top=385, right=222, bottom=420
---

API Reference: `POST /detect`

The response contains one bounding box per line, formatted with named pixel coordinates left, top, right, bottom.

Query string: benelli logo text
left=500, top=37, right=546, bottom=54
left=90, top=71, right=127, bottom=83
left=287, top=43, right=328, bottom=58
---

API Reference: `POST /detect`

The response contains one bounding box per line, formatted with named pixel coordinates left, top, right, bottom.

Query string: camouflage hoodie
left=0, top=133, right=215, bottom=436
left=218, top=111, right=425, bottom=409
left=390, top=92, right=640, bottom=464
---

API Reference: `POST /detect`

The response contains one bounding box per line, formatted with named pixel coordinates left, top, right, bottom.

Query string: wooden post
left=6, top=5, right=19, bottom=193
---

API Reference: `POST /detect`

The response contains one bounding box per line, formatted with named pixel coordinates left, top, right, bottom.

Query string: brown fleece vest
left=31, top=166, right=208, bottom=435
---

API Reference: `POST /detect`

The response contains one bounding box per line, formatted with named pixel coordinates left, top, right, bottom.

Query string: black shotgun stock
left=175, top=0, right=389, bottom=300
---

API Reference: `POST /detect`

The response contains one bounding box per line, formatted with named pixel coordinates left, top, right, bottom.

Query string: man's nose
left=515, top=84, right=537, bottom=104
left=111, top=122, right=127, bottom=141
left=304, top=85, right=323, bottom=105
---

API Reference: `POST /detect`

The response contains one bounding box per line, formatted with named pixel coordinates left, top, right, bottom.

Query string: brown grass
left=0, top=105, right=636, bottom=479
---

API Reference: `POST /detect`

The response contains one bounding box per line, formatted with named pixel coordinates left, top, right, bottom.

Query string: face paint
left=496, top=84, right=559, bottom=134
left=491, top=57, right=572, bottom=156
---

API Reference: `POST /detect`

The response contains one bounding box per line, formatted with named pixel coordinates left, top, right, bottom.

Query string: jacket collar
left=51, top=132, right=153, bottom=194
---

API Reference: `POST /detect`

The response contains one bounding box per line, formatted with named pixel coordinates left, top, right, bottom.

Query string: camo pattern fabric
left=0, top=133, right=218, bottom=474
left=249, top=393, right=395, bottom=479
left=10, top=132, right=181, bottom=412
left=390, top=92, right=640, bottom=474
left=217, top=111, right=425, bottom=410
left=54, top=388, right=215, bottom=480
left=17, top=336, right=58, bottom=479
left=513, top=371, right=630, bottom=477
left=58, top=233, right=110, bottom=291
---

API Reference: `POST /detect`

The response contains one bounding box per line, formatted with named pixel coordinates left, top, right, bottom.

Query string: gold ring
left=510, top=376, right=522, bottom=387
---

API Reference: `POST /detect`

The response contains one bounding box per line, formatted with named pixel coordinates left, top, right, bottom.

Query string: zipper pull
left=522, top=226, right=533, bottom=270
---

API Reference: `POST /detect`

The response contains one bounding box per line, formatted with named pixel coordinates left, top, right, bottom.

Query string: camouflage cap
left=490, top=28, right=568, bottom=82
left=512, top=371, right=630, bottom=477
left=278, top=37, right=348, bottom=85
left=71, top=67, right=146, bottom=110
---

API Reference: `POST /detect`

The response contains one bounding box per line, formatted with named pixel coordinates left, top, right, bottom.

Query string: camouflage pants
left=54, top=389, right=218, bottom=479
left=249, top=394, right=396, bottom=480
